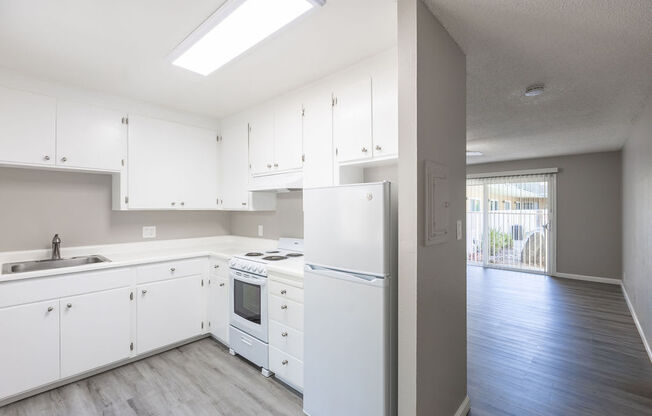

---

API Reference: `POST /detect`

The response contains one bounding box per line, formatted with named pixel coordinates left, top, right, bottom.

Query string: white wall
left=398, top=1, right=468, bottom=414
left=622, top=94, right=652, bottom=353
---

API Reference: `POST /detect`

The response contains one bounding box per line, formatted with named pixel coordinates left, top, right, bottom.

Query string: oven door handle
left=231, top=273, right=267, bottom=286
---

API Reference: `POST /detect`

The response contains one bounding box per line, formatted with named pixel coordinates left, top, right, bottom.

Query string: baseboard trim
left=454, top=396, right=471, bottom=416
left=552, top=272, right=621, bottom=285
left=621, top=284, right=652, bottom=364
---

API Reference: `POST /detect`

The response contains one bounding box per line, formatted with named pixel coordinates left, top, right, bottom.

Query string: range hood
left=248, top=170, right=303, bottom=192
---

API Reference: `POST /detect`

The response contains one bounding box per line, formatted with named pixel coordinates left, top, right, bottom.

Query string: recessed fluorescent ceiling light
left=466, top=151, right=483, bottom=157
left=172, top=0, right=324, bottom=76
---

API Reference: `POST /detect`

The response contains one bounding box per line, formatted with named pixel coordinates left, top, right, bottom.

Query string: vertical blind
left=466, top=173, right=554, bottom=273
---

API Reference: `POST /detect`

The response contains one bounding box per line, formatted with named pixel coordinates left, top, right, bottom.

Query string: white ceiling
left=426, top=0, right=652, bottom=164
left=0, top=0, right=397, bottom=119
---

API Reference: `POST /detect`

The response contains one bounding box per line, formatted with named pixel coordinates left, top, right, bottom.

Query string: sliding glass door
left=466, top=173, right=556, bottom=274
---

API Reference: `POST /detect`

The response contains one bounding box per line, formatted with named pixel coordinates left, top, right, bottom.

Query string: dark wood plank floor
left=2, top=267, right=651, bottom=415
left=468, top=266, right=652, bottom=416
left=0, top=339, right=303, bottom=416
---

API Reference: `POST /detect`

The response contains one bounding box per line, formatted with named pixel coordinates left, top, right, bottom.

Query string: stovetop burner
left=286, top=253, right=303, bottom=257
left=262, top=256, right=287, bottom=261
left=245, top=252, right=264, bottom=257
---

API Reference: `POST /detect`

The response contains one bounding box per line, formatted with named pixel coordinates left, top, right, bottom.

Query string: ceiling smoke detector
left=524, top=84, right=545, bottom=97
left=466, top=151, right=483, bottom=157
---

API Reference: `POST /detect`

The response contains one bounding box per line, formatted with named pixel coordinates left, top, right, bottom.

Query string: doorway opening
left=466, top=172, right=556, bottom=274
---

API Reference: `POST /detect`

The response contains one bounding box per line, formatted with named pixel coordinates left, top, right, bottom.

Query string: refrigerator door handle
left=305, top=264, right=386, bottom=285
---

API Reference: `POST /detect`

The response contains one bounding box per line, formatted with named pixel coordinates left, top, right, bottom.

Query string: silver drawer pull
left=361, top=147, right=368, bottom=153
left=66, top=303, right=72, bottom=309
left=280, top=289, right=287, bottom=295
left=219, top=283, right=225, bottom=287
left=282, top=360, right=288, bottom=365
left=61, top=157, right=68, bottom=162
left=47, top=306, right=54, bottom=312
left=214, top=265, right=220, bottom=269
left=170, top=267, right=176, bottom=272
left=281, top=332, right=288, bottom=337
left=375, top=145, right=382, bottom=151
left=44, top=155, right=50, bottom=161
left=142, top=290, right=148, bottom=295
left=280, top=304, right=288, bottom=310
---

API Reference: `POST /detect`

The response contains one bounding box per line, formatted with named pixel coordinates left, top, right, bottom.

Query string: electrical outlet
left=456, top=220, right=463, bottom=240
left=258, top=225, right=264, bottom=237
left=143, top=226, right=156, bottom=239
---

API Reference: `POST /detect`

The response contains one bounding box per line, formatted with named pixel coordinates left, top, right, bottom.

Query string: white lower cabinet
left=137, top=274, right=204, bottom=354
left=0, top=300, right=60, bottom=400
left=268, top=276, right=304, bottom=391
left=208, top=276, right=229, bottom=344
left=60, top=287, right=133, bottom=378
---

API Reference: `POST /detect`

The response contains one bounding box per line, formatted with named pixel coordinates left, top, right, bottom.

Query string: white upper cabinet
left=128, top=115, right=218, bottom=210
left=248, top=108, right=275, bottom=176
left=302, top=90, right=334, bottom=188
left=332, top=76, right=373, bottom=164
left=372, top=63, right=398, bottom=158
left=219, top=119, right=251, bottom=210
left=56, top=101, right=127, bottom=171
left=0, top=85, right=56, bottom=166
left=274, top=97, right=304, bottom=172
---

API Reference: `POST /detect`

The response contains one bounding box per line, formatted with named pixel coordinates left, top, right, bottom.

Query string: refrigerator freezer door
left=303, top=267, right=389, bottom=416
left=303, top=182, right=390, bottom=276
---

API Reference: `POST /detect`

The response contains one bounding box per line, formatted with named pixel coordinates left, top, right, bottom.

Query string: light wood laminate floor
left=2, top=267, right=651, bottom=415
left=468, top=266, right=652, bottom=416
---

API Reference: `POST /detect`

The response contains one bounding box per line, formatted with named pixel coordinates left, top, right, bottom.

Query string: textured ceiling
left=426, top=0, right=652, bottom=164
left=0, top=0, right=397, bottom=119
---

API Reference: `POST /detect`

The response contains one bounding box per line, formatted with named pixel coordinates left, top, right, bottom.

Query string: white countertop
left=0, top=236, right=304, bottom=282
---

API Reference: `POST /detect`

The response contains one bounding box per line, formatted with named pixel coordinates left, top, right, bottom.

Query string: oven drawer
left=269, top=280, right=303, bottom=303
left=269, top=319, right=303, bottom=360
left=229, top=326, right=268, bottom=369
left=270, top=346, right=303, bottom=391
left=269, top=295, right=303, bottom=331
left=136, top=258, right=205, bottom=284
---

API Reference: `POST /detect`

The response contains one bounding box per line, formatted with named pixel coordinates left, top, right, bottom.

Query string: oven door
left=230, top=270, right=268, bottom=343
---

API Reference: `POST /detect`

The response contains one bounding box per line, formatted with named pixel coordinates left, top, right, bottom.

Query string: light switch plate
left=457, top=220, right=463, bottom=240
left=143, top=226, right=156, bottom=239
left=258, top=225, right=264, bottom=237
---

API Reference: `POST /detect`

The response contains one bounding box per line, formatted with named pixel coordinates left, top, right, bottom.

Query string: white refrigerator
left=303, top=182, right=396, bottom=416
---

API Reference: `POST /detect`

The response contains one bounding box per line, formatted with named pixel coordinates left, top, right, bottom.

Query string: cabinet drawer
left=270, top=346, right=303, bottom=391
left=269, top=280, right=303, bottom=303
left=269, top=320, right=303, bottom=360
left=209, top=258, right=228, bottom=279
left=229, top=325, right=268, bottom=369
left=269, top=295, right=303, bottom=331
left=136, top=258, right=205, bottom=284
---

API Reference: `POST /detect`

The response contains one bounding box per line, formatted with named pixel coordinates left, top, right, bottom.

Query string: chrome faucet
left=51, top=234, right=61, bottom=260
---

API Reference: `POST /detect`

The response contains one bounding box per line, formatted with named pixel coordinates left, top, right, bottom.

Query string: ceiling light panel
left=172, top=0, right=324, bottom=76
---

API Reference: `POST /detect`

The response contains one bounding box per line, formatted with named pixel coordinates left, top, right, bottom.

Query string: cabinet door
left=56, top=101, right=127, bottom=171
left=128, top=115, right=180, bottom=209
left=0, top=85, right=56, bottom=166
left=177, top=125, right=218, bottom=209
left=302, top=91, right=334, bottom=188
left=219, top=120, right=250, bottom=210
left=208, top=277, right=229, bottom=344
left=248, top=109, right=275, bottom=176
left=333, top=76, right=373, bottom=163
left=274, top=98, right=303, bottom=172
left=137, top=275, right=204, bottom=354
left=0, top=300, right=59, bottom=400
left=60, top=287, right=132, bottom=378
left=372, top=66, right=398, bottom=158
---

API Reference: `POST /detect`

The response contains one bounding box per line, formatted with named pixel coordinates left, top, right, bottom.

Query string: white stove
left=228, top=238, right=303, bottom=377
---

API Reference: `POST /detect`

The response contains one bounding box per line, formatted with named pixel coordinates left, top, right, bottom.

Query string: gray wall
left=398, top=1, right=467, bottom=414
left=622, top=95, right=652, bottom=352
left=230, top=192, right=304, bottom=239
left=0, top=167, right=231, bottom=251
left=467, top=151, right=622, bottom=279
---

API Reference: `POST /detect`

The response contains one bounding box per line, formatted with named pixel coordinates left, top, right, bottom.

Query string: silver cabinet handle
left=171, top=202, right=176, bottom=206
left=214, top=265, right=220, bottom=269
left=170, top=267, right=176, bottom=272
left=47, top=306, right=54, bottom=312
left=61, top=157, right=67, bottom=162
left=280, top=289, right=287, bottom=295
left=274, top=163, right=278, bottom=167
left=241, top=202, right=247, bottom=206
left=282, top=360, right=288, bottom=365
left=66, top=303, right=72, bottom=309
left=281, top=332, right=288, bottom=337
left=267, top=163, right=272, bottom=168
left=180, top=202, right=185, bottom=206
left=44, top=155, right=50, bottom=161
left=375, top=145, right=382, bottom=151
left=280, top=304, right=288, bottom=310
left=142, top=289, right=148, bottom=295
left=219, top=282, right=225, bottom=287
left=361, top=147, right=368, bottom=153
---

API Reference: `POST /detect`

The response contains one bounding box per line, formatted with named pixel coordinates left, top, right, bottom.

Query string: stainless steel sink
left=1, top=255, right=111, bottom=274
